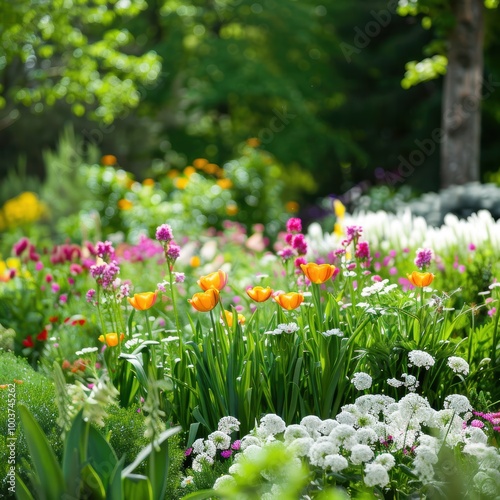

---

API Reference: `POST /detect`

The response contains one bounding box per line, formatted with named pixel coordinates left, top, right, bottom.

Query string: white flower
left=287, top=437, right=315, bottom=457
left=336, top=411, right=357, bottom=426
left=447, top=356, right=469, bottom=376
left=192, top=452, right=214, bottom=472
left=387, top=378, right=403, bottom=388
left=284, top=424, right=310, bottom=443
left=208, top=431, right=231, bottom=450
left=443, top=394, right=473, bottom=416
left=300, top=415, right=323, bottom=436
left=350, top=444, right=374, bottom=465
left=240, top=436, right=262, bottom=450
left=75, top=347, right=98, bottom=356
left=277, top=323, right=299, bottom=334
left=322, top=328, right=344, bottom=337
left=351, top=372, right=372, bottom=390
left=364, top=463, right=390, bottom=487
left=408, top=350, right=435, bottom=369
left=324, top=454, right=349, bottom=472
left=401, top=373, right=419, bottom=391
left=356, top=427, right=378, bottom=445
left=308, top=440, right=339, bottom=467
left=318, top=419, right=338, bottom=435
left=218, top=416, right=241, bottom=434
left=180, top=475, right=194, bottom=488
left=374, top=453, right=396, bottom=470
left=258, top=414, right=286, bottom=437
left=213, top=475, right=236, bottom=491
left=192, top=438, right=217, bottom=457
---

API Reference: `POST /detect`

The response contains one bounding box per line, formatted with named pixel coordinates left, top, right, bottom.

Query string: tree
left=0, top=0, right=161, bottom=130
left=399, top=0, right=499, bottom=188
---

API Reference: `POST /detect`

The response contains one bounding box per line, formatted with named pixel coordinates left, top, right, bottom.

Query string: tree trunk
left=440, top=0, right=484, bottom=188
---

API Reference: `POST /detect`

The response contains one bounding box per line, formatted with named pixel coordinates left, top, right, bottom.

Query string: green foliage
left=0, top=0, right=161, bottom=123
left=0, top=353, right=62, bottom=496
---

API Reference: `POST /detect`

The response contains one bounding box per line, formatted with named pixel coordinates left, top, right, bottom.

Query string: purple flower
left=156, top=224, right=173, bottom=242
left=277, top=247, right=294, bottom=260
left=294, top=257, right=307, bottom=268
left=174, top=272, right=186, bottom=283
left=414, top=248, right=433, bottom=269
left=286, top=218, right=302, bottom=233
left=346, top=225, right=363, bottom=240
left=13, top=237, right=29, bottom=256
left=355, top=241, right=370, bottom=260
left=221, top=450, right=232, bottom=459
left=120, top=283, right=130, bottom=297
left=86, top=289, right=97, bottom=305
left=231, top=440, right=241, bottom=450
left=470, top=419, right=485, bottom=428
left=90, top=261, right=120, bottom=289
left=96, top=241, right=115, bottom=260
left=167, top=242, right=181, bottom=261
left=184, top=447, right=193, bottom=457
left=291, top=234, right=307, bottom=255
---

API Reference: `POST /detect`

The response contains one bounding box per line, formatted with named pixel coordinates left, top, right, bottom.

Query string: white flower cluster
left=212, top=393, right=500, bottom=496
left=265, top=323, right=300, bottom=335
left=351, top=372, right=373, bottom=390
left=190, top=416, right=240, bottom=472
left=322, top=328, right=344, bottom=338
left=447, top=356, right=470, bottom=376
left=361, top=279, right=398, bottom=297
left=387, top=373, right=419, bottom=391
left=408, top=350, right=435, bottom=370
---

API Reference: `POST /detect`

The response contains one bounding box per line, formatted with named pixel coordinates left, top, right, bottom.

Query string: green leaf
left=15, top=474, right=35, bottom=500
left=119, top=353, right=149, bottom=388
left=107, top=455, right=125, bottom=500
left=181, top=490, right=217, bottom=500
left=87, top=424, right=118, bottom=488
left=18, top=404, right=65, bottom=499
left=81, top=463, right=106, bottom=499
left=122, top=426, right=181, bottom=477
left=187, top=422, right=200, bottom=448
left=148, top=430, right=171, bottom=500
left=62, top=409, right=85, bottom=496
left=123, top=474, right=153, bottom=500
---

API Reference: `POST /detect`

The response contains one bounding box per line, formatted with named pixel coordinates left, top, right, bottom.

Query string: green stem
left=167, top=265, right=182, bottom=336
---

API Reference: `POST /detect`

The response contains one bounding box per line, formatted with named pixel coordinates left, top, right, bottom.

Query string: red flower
left=37, top=329, right=48, bottom=341
left=49, top=315, right=59, bottom=323
left=22, top=336, right=34, bottom=348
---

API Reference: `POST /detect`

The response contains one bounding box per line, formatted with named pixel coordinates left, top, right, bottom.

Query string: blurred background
left=2, top=0, right=500, bottom=241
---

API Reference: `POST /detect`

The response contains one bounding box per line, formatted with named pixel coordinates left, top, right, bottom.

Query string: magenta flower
left=96, top=241, right=115, bottom=260
left=286, top=218, right=302, bottom=233
left=355, top=241, right=370, bottom=260
left=221, top=450, right=232, bottom=459
left=231, top=440, right=241, bottom=450
left=156, top=224, right=174, bottom=242
left=414, top=248, right=433, bottom=269
left=13, top=237, right=30, bottom=256
left=167, top=242, right=181, bottom=261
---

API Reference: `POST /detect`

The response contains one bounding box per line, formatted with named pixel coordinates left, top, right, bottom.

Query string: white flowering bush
left=209, top=394, right=500, bottom=498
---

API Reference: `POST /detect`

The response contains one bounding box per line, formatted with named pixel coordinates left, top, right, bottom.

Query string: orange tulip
left=300, top=263, right=337, bottom=284
left=188, top=288, right=220, bottom=312
left=274, top=292, right=304, bottom=311
left=127, top=291, right=158, bottom=310
left=222, top=310, right=246, bottom=327
left=197, top=269, right=228, bottom=291
left=407, top=271, right=435, bottom=287
left=98, top=332, right=125, bottom=347
left=246, top=286, right=273, bottom=302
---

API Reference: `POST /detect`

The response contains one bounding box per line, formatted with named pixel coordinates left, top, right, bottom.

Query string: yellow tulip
left=274, top=292, right=304, bottom=311
left=300, top=263, right=337, bottom=284
left=246, top=286, right=273, bottom=302
left=127, top=291, right=158, bottom=310
left=188, top=288, right=220, bottom=312
left=197, top=269, right=228, bottom=291
left=222, top=310, right=246, bottom=327
left=407, top=271, right=434, bottom=287
left=98, top=332, right=125, bottom=347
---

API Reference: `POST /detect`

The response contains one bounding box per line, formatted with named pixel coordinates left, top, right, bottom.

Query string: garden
left=1, top=0, right=500, bottom=498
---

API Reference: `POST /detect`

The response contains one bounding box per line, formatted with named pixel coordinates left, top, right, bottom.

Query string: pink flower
left=221, top=450, right=232, bottom=458
left=286, top=218, right=302, bottom=233
left=51, top=283, right=60, bottom=293
left=35, top=261, right=44, bottom=271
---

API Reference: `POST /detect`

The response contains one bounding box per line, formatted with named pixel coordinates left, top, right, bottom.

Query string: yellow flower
left=216, top=179, right=233, bottom=190
left=222, top=310, right=246, bottom=327
left=246, top=137, right=260, bottom=148
left=300, top=263, right=337, bottom=284
left=407, top=271, right=435, bottom=287
left=175, top=178, right=189, bottom=189
left=204, top=163, right=219, bottom=175
left=98, top=332, right=125, bottom=347
left=274, top=292, right=304, bottom=311
left=246, top=286, right=273, bottom=302
left=118, top=199, right=133, bottom=210
left=193, top=158, right=208, bottom=169
left=333, top=199, right=346, bottom=219
left=183, top=166, right=196, bottom=177
left=167, top=169, right=179, bottom=179
left=127, top=291, right=158, bottom=310
left=197, top=269, right=228, bottom=291
left=101, top=155, right=117, bottom=166
left=285, top=201, right=299, bottom=213
left=333, top=222, right=343, bottom=237
left=226, top=203, right=238, bottom=216
left=142, top=178, right=155, bottom=186
left=190, top=256, right=201, bottom=267
left=188, top=288, right=220, bottom=312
